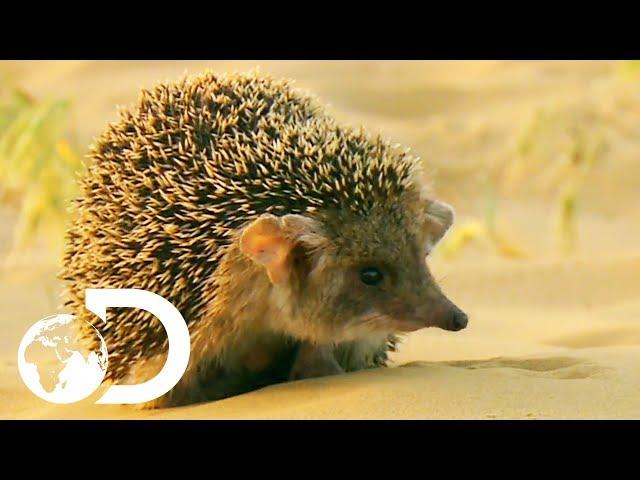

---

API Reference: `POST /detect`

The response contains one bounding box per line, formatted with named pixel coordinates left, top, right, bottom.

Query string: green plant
left=439, top=100, right=610, bottom=260
left=506, top=104, right=607, bottom=254
left=619, top=60, right=640, bottom=78
left=0, top=86, right=81, bottom=262
left=437, top=176, right=528, bottom=260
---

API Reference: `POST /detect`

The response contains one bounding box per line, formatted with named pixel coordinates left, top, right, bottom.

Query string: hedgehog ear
left=240, top=213, right=321, bottom=284
left=423, top=199, right=455, bottom=254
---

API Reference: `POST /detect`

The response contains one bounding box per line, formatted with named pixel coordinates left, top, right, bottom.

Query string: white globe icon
left=18, top=314, right=108, bottom=404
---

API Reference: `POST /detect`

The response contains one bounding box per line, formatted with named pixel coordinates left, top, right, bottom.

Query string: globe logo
left=17, top=313, right=108, bottom=404
left=17, top=289, right=191, bottom=405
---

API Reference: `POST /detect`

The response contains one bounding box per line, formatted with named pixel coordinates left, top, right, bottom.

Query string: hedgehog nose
left=448, top=308, right=468, bottom=331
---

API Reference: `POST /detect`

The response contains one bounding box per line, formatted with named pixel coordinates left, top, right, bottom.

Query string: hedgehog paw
left=289, top=343, right=344, bottom=381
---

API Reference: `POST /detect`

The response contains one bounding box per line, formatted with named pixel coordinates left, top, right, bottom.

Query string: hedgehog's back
left=61, top=71, right=325, bottom=379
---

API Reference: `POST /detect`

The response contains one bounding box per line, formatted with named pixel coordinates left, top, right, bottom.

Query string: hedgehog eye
left=359, top=267, right=384, bottom=286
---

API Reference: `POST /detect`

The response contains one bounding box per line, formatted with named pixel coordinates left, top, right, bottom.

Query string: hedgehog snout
left=392, top=286, right=468, bottom=333
left=426, top=295, right=468, bottom=332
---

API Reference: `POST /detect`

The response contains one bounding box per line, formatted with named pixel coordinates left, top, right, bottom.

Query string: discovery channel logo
left=17, top=289, right=190, bottom=405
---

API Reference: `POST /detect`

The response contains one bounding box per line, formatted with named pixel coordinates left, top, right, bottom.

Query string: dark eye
left=359, top=267, right=384, bottom=286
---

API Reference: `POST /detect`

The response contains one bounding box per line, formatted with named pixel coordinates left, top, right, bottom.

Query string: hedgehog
left=61, top=70, right=468, bottom=408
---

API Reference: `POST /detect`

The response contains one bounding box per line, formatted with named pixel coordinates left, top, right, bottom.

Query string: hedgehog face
left=306, top=201, right=466, bottom=339
left=240, top=198, right=467, bottom=343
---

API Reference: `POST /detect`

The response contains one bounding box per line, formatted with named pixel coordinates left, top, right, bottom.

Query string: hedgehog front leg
left=288, top=342, right=344, bottom=381
left=125, top=353, right=210, bottom=409
left=148, top=371, right=212, bottom=409
left=334, top=334, right=398, bottom=372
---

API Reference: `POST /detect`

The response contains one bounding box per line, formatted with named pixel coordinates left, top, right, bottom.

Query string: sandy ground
left=0, top=60, right=639, bottom=419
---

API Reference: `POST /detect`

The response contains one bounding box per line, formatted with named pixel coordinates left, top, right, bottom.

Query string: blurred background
left=1, top=61, right=639, bottom=396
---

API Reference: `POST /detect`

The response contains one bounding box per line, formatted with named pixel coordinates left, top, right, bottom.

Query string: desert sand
left=0, top=60, right=639, bottom=419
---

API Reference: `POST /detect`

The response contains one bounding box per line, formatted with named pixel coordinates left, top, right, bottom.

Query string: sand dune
left=0, top=60, right=639, bottom=419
